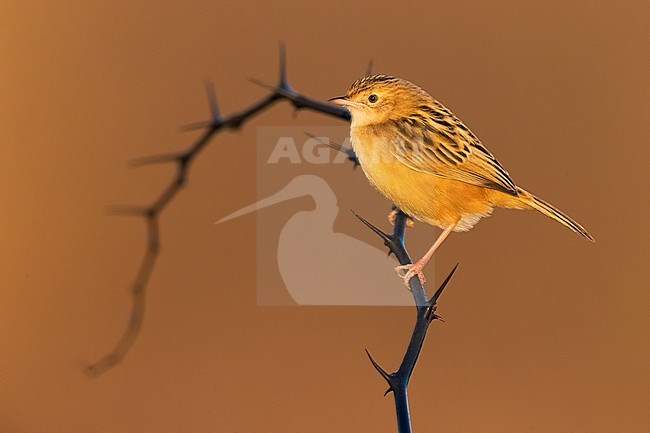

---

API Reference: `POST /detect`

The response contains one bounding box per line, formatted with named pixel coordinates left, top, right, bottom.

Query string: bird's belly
left=361, top=160, right=494, bottom=231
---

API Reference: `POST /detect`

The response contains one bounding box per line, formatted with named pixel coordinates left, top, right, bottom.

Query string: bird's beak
left=327, top=95, right=349, bottom=106
left=327, top=95, right=362, bottom=108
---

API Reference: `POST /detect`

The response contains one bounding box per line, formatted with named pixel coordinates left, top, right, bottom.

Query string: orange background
left=1, top=1, right=649, bottom=432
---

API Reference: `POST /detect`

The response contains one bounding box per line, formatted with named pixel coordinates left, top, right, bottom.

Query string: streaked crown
left=345, top=75, right=434, bottom=125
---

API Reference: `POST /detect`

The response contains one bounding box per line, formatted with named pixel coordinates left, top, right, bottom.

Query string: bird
left=328, top=75, right=594, bottom=287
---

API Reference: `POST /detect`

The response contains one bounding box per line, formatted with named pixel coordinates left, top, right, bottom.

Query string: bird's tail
left=516, top=187, right=594, bottom=242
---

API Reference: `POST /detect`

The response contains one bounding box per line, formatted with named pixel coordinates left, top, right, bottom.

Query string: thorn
left=248, top=77, right=295, bottom=99
left=352, top=210, right=402, bottom=257
left=351, top=210, right=390, bottom=242
left=129, top=153, right=183, bottom=167
left=305, top=132, right=340, bottom=151
left=364, top=349, right=392, bottom=384
left=305, top=132, right=358, bottom=165
left=105, top=205, right=150, bottom=217
left=428, top=263, right=459, bottom=305
left=384, top=388, right=393, bottom=397
left=179, top=120, right=217, bottom=132
left=204, top=79, right=221, bottom=120
left=366, top=59, right=374, bottom=76
left=278, top=41, right=288, bottom=89
left=248, top=76, right=275, bottom=92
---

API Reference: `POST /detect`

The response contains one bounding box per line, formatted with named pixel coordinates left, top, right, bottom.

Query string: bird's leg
left=388, top=208, right=414, bottom=227
left=395, top=224, right=456, bottom=288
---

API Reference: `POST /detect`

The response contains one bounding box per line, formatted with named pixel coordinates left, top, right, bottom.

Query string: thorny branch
left=354, top=210, right=458, bottom=433
left=90, top=44, right=459, bottom=433
left=87, top=45, right=349, bottom=376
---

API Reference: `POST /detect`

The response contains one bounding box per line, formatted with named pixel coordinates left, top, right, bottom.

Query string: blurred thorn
left=278, top=41, right=288, bottom=89
left=366, top=59, right=374, bottom=76
left=105, top=205, right=150, bottom=216
left=129, top=153, right=181, bottom=167
left=204, top=78, right=221, bottom=120
left=305, top=132, right=359, bottom=167
left=248, top=77, right=294, bottom=99
left=179, top=120, right=216, bottom=132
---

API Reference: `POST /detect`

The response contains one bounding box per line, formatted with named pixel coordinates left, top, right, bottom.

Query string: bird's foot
left=388, top=209, right=414, bottom=228
left=395, top=261, right=426, bottom=288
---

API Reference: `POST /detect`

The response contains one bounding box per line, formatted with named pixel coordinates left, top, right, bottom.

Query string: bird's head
left=329, top=75, right=431, bottom=126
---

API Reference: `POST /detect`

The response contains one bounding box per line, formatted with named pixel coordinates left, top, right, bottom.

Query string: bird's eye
left=368, top=94, right=378, bottom=103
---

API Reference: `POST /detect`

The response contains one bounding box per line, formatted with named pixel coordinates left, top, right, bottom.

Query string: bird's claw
left=395, top=262, right=426, bottom=288
left=388, top=210, right=414, bottom=228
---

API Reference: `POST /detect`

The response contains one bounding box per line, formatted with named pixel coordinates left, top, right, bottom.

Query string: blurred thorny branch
left=86, top=45, right=349, bottom=377
left=90, top=44, right=458, bottom=433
